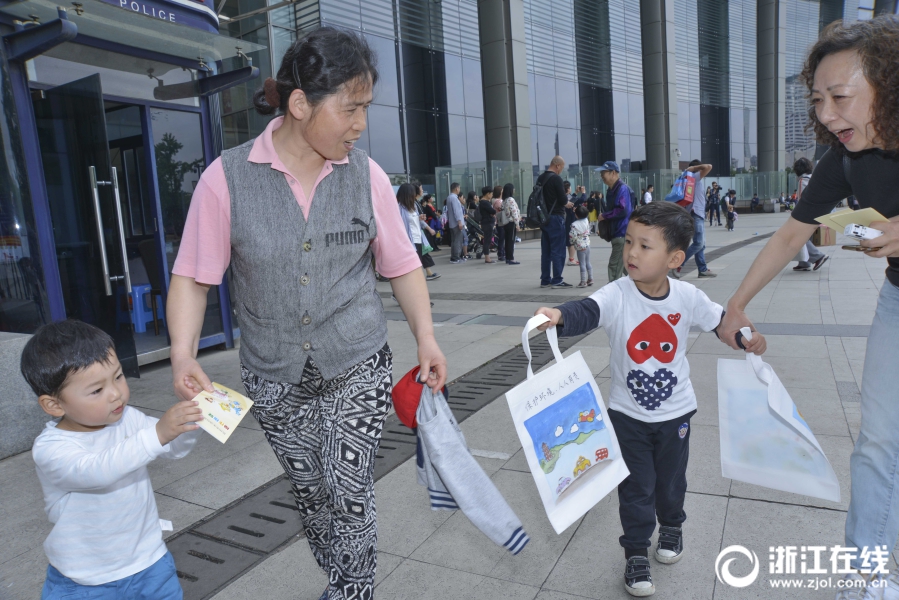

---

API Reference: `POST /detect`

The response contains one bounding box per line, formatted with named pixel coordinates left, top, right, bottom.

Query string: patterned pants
left=241, top=346, right=393, bottom=600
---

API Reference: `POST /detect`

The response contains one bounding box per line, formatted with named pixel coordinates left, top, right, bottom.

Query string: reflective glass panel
left=466, top=117, right=486, bottom=163
left=367, top=104, right=405, bottom=174
left=534, top=75, right=557, bottom=126
left=462, top=58, right=483, bottom=118
left=365, top=34, right=400, bottom=107
left=151, top=108, right=222, bottom=339
left=443, top=54, right=465, bottom=115
left=556, top=80, right=577, bottom=129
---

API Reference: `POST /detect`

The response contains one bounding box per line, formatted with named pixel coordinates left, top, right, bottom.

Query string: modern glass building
left=219, top=0, right=891, bottom=182
left=0, top=0, right=895, bottom=346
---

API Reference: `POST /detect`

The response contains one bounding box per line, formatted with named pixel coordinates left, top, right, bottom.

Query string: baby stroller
left=466, top=216, right=484, bottom=259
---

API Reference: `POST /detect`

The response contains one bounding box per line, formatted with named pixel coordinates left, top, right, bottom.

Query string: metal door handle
left=110, top=167, right=132, bottom=293
left=89, top=166, right=113, bottom=296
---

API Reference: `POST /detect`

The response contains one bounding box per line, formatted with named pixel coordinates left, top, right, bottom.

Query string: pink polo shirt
left=172, top=117, right=420, bottom=285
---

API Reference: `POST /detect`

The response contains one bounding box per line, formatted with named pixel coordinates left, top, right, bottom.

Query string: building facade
left=222, top=0, right=884, bottom=181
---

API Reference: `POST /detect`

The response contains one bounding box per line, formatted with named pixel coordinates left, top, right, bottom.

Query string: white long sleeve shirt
left=32, top=406, right=198, bottom=585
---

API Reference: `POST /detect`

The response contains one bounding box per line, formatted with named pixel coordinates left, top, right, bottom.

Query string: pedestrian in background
left=791, top=157, right=829, bottom=272
left=500, top=183, right=521, bottom=265
left=725, top=190, right=736, bottom=232
left=564, top=180, right=578, bottom=266
left=643, top=184, right=654, bottom=205
left=750, top=193, right=760, bottom=213
left=569, top=204, right=593, bottom=287
left=672, top=159, right=716, bottom=279
left=397, top=183, right=440, bottom=280
left=537, top=155, right=571, bottom=288
left=708, top=182, right=721, bottom=226
left=492, top=185, right=506, bottom=261
left=478, top=186, right=497, bottom=264
left=588, top=192, right=600, bottom=234
left=446, top=182, right=465, bottom=263
left=595, top=160, right=633, bottom=282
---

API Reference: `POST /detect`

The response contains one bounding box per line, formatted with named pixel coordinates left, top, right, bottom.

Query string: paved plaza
left=2, top=211, right=896, bottom=599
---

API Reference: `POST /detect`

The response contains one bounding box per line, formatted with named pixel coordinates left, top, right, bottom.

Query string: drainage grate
left=193, top=479, right=303, bottom=553
left=167, top=331, right=585, bottom=599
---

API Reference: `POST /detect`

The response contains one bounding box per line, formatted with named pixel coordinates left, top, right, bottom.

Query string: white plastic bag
left=506, top=315, right=630, bottom=534
left=717, top=328, right=840, bottom=502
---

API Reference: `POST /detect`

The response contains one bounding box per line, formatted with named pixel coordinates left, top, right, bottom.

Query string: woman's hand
left=534, top=307, right=563, bottom=331
left=171, top=354, right=214, bottom=402
left=861, top=220, right=899, bottom=258
left=718, top=305, right=765, bottom=354
left=417, top=333, right=447, bottom=392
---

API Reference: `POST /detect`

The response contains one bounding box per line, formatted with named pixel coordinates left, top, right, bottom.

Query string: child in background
left=22, top=320, right=204, bottom=599
left=588, top=193, right=599, bottom=234
left=534, top=203, right=766, bottom=597
left=725, top=191, right=736, bottom=232
left=569, top=204, right=593, bottom=288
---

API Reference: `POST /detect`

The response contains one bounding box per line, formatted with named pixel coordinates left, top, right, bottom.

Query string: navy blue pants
left=540, top=215, right=566, bottom=286
left=608, top=409, right=696, bottom=552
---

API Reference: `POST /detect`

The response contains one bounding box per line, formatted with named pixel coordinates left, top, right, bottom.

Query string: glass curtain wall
left=607, top=0, right=646, bottom=172
left=524, top=0, right=581, bottom=173
left=785, top=0, right=820, bottom=167
left=219, top=0, right=274, bottom=148
left=728, top=0, right=757, bottom=173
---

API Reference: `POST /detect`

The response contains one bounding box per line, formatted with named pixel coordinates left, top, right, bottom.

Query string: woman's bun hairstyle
left=253, top=27, right=379, bottom=116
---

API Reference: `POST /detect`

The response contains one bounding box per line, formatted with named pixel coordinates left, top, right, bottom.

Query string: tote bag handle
left=522, top=314, right=564, bottom=379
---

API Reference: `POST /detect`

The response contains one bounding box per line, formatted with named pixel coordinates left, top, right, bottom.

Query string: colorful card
left=193, top=383, right=254, bottom=443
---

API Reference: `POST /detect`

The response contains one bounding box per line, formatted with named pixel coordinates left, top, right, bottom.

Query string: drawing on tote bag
left=506, top=315, right=630, bottom=533
left=523, top=382, right=616, bottom=500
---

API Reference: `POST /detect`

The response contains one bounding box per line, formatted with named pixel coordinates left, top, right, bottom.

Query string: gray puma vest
left=222, top=142, right=387, bottom=382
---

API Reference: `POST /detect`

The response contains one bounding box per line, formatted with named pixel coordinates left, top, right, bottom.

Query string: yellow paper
left=193, top=383, right=254, bottom=443
left=815, top=207, right=888, bottom=231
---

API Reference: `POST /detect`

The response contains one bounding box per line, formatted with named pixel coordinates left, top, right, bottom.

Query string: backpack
left=627, top=186, right=638, bottom=211
left=665, top=171, right=696, bottom=209
left=526, top=175, right=554, bottom=228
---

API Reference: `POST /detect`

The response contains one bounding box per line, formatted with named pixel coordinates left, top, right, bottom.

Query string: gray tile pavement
left=1, top=212, right=895, bottom=599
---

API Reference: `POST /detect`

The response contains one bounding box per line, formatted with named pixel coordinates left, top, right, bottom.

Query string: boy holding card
left=21, top=320, right=203, bottom=599
left=535, top=202, right=766, bottom=597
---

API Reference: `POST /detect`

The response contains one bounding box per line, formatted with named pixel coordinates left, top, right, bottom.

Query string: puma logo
left=325, top=217, right=372, bottom=248
left=351, top=217, right=372, bottom=236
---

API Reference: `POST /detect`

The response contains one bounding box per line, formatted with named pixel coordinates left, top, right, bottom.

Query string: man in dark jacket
left=537, top=155, right=572, bottom=288
left=596, top=161, right=632, bottom=282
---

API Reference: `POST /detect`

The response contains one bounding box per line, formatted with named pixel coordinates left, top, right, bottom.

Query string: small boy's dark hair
left=575, top=205, right=588, bottom=219
left=629, top=202, right=694, bottom=253
left=20, top=320, right=116, bottom=397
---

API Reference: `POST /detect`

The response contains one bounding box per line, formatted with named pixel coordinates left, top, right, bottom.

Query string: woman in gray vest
left=166, top=28, right=446, bottom=600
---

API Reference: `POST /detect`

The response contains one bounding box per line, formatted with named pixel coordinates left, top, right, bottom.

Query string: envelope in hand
left=815, top=207, right=887, bottom=231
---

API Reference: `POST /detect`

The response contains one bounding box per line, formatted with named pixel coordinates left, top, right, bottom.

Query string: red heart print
left=626, top=314, right=678, bottom=364
left=668, top=313, right=681, bottom=326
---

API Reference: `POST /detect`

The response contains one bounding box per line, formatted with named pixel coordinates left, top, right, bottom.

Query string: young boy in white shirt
left=536, top=202, right=766, bottom=597
left=21, top=320, right=204, bottom=599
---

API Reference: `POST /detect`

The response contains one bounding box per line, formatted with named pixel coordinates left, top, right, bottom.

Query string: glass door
left=33, top=75, right=139, bottom=376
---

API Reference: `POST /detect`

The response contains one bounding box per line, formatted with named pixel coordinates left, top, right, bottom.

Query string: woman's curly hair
left=800, top=16, right=899, bottom=152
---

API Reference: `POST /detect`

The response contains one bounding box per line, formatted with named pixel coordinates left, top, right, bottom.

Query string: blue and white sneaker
left=625, top=556, right=655, bottom=597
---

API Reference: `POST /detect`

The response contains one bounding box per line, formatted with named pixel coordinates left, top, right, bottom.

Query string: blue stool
left=130, top=284, right=165, bottom=334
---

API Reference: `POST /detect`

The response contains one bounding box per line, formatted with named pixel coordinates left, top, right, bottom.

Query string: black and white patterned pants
left=241, top=346, right=393, bottom=600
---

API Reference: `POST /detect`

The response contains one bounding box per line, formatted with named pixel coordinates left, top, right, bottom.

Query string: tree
left=155, top=133, right=203, bottom=236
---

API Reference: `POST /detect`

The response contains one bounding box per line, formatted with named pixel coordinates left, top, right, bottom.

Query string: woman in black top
left=478, top=185, right=497, bottom=263
left=719, top=17, right=899, bottom=595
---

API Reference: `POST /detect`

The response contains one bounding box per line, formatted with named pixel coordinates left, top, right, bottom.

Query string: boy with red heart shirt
left=535, top=202, right=766, bottom=597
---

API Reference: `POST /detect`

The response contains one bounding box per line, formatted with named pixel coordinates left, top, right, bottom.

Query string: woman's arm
left=718, top=217, right=818, bottom=351
left=167, top=275, right=215, bottom=401
left=390, top=269, right=447, bottom=391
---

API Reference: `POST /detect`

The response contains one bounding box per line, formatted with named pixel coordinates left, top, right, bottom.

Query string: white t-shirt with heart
left=590, top=277, right=723, bottom=423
